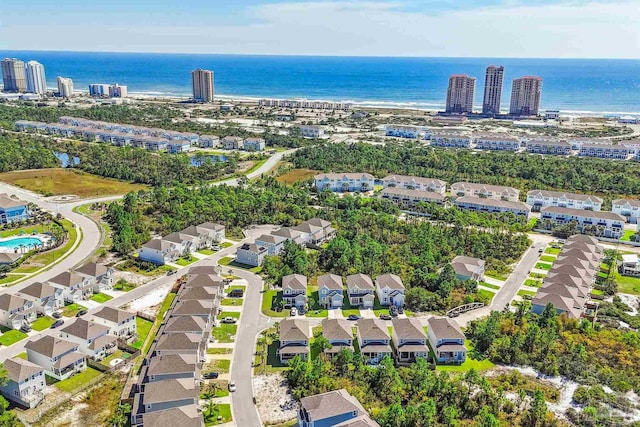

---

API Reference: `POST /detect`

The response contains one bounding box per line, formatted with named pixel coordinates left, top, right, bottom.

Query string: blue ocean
left=2, top=51, right=639, bottom=114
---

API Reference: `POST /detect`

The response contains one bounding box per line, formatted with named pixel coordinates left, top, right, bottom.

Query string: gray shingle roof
left=4, top=357, right=43, bottom=382
left=317, top=274, right=343, bottom=291
left=279, top=318, right=311, bottom=342
left=61, top=318, right=110, bottom=340
left=92, top=306, right=135, bottom=324
left=375, top=274, right=404, bottom=290
left=427, top=317, right=465, bottom=341
left=322, top=319, right=353, bottom=341
left=25, top=336, right=77, bottom=358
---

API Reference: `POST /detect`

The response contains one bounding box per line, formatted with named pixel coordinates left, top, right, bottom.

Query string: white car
left=228, top=381, right=236, bottom=392
left=290, top=307, right=297, bottom=316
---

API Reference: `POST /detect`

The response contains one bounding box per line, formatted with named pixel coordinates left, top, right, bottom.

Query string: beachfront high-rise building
left=510, top=76, right=543, bottom=116
left=445, top=74, right=476, bottom=114
left=108, top=83, right=128, bottom=98
left=482, top=65, right=504, bottom=115
left=89, top=83, right=110, bottom=97
left=192, top=68, right=214, bottom=102
left=57, top=76, right=74, bottom=98
left=25, top=61, right=47, bottom=95
left=1, top=58, right=27, bottom=93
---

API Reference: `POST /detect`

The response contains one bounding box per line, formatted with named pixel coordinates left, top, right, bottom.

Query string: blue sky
left=1, top=0, right=639, bottom=58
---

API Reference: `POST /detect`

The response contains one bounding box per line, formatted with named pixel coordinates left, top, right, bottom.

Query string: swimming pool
left=0, top=237, right=44, bottom=250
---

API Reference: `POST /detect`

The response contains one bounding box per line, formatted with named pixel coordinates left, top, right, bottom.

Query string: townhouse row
left=531, top=235, right=603, bottom=318
left=138, top=222, right=225, bottom=265
left=0, top=262, right=115, bottom=330
left=279, top=316, right=467, bottom=366
left=14, top=119, right=266, bottom=152
left=0, top=305, right=136, bottom=408
left=130, top=265, right=229, bottom=427
left=235, top=218, right=335, bottom=267
left=258, top=99, right=352, bottom=110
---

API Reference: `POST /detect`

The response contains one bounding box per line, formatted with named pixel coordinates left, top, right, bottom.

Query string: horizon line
left=1, top=49, right=638, bottom=61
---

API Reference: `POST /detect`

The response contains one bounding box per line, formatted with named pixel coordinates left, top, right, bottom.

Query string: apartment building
left=454, top=196, right=531, bottom=219
left=445, top=74, right=476, bottom=114
left=243, top=137, right=266, bottom=152
left=526, top=140, right=572, bottom=155
left=526, top=190, right=602, bottom=212
left=192, top=69, right=214, bottom=102
left=540, top=207, right=625, bottom=239
left=510, top=76, right=542, bottom=116
left=382, top=175, right=446, bottom=193
left=430, top=132, right=472, bottom=148
left=482, top=65, right=504, bottom=115
left=474, top=133, right=521, bottom=151
left=451, top=182, right=520, bottom=202
left=612, top=199, right=640, bottom=224
left=381, top=187, right=446, bottom=208
left=314, top=173, right=375, bottom=192
left=295, top=125, right=324, bottom=138
left=385, top=125, right=419, bottom=139
left=578, top=143, right=630, bottom=160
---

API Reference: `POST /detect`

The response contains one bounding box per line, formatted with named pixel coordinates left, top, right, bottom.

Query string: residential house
left=321, top=318, right=353, bottom=357
left=0, top=357, right=45, bottom=408
left=131, top=379, right=200, bottom=426
left=199, top=135, right=220, bottom=148
left=163, top=232, right=197, bottom=256
left=48, top=271, right=94, bottom=302
left=346, top=274, right=375, bottom=309
left=526, top=139, right=572, bottom=155
left=0, top=293, right=37, bottom=329
left=430, top=132, right=472, bottom=148
left=526, top=190, right=603, bottom=212
left=194, top=222, right=225, bottom=244
left=427, top=317, right=467, bottom=364
left=385, top=125, right=419, bottom=139
left=382, top=175, right=446, bottom=193
left=295, top=125, right=324, bottom=138
left=375, top=274, right=405, bottom=307
left=235, top=243, right=268, bottom=267
left=137, top=405, right=204, bottom=427
left=162, top=316, right=208, bottom=336
left=152, top=333, right=206, bottom=362
left=180, top=223, right=225, bottom=249
left=75, top=262, right=115, bottom=292
left=91, top=306, right=137, bottom=338
left=145, top=138, right=168, bottom=152
left=59, top=318, right=117, bottom=361
left=292, top=218, right=336, bottom=246
left=278, top=319, right=311, bottom=363
left=141, top=354, right=200, bottom=384
left=381, top=187, right=446, bottom=208
left=167, top=141, right=192, bottom=154
left=243, top=137, right=265, bottom=152
left=15, top=120, right=47, bottom=132
left=282, top=274, right=308, bottom=310
left=474, top=133, right=521, bottom=151
left=0, top=253, right=22, bottom=265
left=0, top=194, right=29, bottom=224
left=314, top=173, right=375, bottom=193
left=17, top=282, right=63, bottom=316
left=298, top=389, right=380, bottom=427
left=179, top=286, right=219, bottom=302
left=25, top=336, right=87, bottom=380
left=579, top=143, right=629, bottom=160
left=612, top=199, right=640, bottom=224
left=171, top=300, right=215, bottom=324
left=391, top=318, right=429, bottom=363
left=138, top=239, right=180, bottom=265
left=221, top=136, right=244, bottom=150
left=451, top=182, right=520, bottom=202
left=454, top=196, right=531, bottom=219
left=357, top=318, right=392, bottom=365
left=451, top=256, right=485, bottom=281
left=540, top=207, right=625, bottom=239
left=621, top=254, right=640, bottom=277
left=255, top=234, right=287, bottom=256
left=272, top=227, right=306, bottom=245
left=317, top=274, right=343, bottom=309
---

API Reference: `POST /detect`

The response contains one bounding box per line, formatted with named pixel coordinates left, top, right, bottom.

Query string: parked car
left=397, top=306, right=404, bottom=314
left=290, top=307, right=297, bottom=316
left=166, top=270, right=177, bottom=276
left=347, top=315, right=360, bottom=321
left=203, top=372, right=219, bottom=380
left=379, top=314, right=392, bottom=320
left=448, top=312, right=459, bottom=318
left=228, top=381, right=236, bottom=392
left=538, top=248, right=544, bottom=253
left=228, top=289, right=244, bottom=298
left=221, top=317, right=237, bottom=324
left=52, top=311, right=62, bottom=319
left=51, top=319, right=65, bottom=328
left=20, top=325, right=32, bottom=333
left=76, top=309, right=88, bottom=317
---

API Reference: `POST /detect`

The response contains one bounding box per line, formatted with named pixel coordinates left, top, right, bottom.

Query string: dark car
left=166, top=270, right=177, bottom=276
left=52, top=312, right=62, bottom=319
left=76, top=309, right=88, bottom=317
left=448, top=312, right=459, bottom=318
left=19, top=325, right=32, bottom=333
left=379, top=314, right=392, bottom=320
left=347, top=314, right=360, bottom=321
left=51, top=319, right=65, bottom=328
left=228, top=289, right=244, bottom=298
left=203, top=372, right=219, bottom=380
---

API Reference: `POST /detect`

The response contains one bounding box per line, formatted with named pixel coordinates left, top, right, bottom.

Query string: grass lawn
left=205, top=359, right=231, bottom=374
left=591, top=289, right=605, bottom=296
left=435, top=340, right=495, bottom=373
left=62, top=303, right=87, bottom=317
left=0, top=169, right=147, bottom=198
left=29, top=219, right=78, bottom=269
left=113, top=280, right=136, bottom=292
left=228, top=285, right=246, bottom=293
left=207, top=348, right=233, bottom=355
left=219, top=257, right=233, bottom=266
left=219, top=311, right=240, bottom=319
left=54, top=368, right=102, bottom=393
left=212, top=324, right=238, bottom=343
left=614, top=271, right=640, bottom=295
left=484, top=270, right=509, bottom=281
left=131, top=317, right=153, bottom=349
left=478, top=289, right=495, bottom=303
left=545, top=247, right=562, bottom=255
left=198, top=249, right=215, bottom=255
left=517, top=289, right=536, bottom=298
left=31, top=316, right=55, bottom=331
left=221, top=298, right=243, bottom=306
left=0, top=223, right=49, bottom=238
left=100, top=350, right=127, bottom=367
left=204, top=403, right=232, bottom=425
left=539, top=255, right=557, bottom=263
left=479, top=281, right=500, bottom=290
left=11, top=265, right=42, bottom=274
left=176, top=255, right=198, bottom=266
left=0, top=274, right=23, bottom=285
left=90, top=292, right=113, bottom=303
left=276, top=168, right=318, bottom=185
left=524, top=279, right=542, bottom=287
left=245, top=158, right=267, bottom=175
left=16, top=352, right=27, bottom=359
left=264, top=341, right=289, bottom=373
left=535, top=262, right=552, bottom=270
left=530, top=272, right=546, bottom=279
left=221, top=242, right=233, bottom=248
left=262, top=289, right=288, bottom=317
left=0, top=328, right=27, bottom=346
left=620, top=229, right=636, bottom=241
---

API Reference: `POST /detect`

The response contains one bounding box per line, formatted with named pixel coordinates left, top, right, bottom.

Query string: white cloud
left=1, top=0, right=639, bottom=58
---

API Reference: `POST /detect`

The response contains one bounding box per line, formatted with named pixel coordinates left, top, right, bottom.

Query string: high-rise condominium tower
left=25, top=61, right=47, bottom=95
left=1, top=58, right=27, bottom=92
left=192, top=69, right=214, bottom=102
left=57, top=76, right=74, bottom=98
left=510, top=76, right=543, bottom=116
left=445, top=74, right=476, bottom=114
left=482, top=65, right=504, bottom=115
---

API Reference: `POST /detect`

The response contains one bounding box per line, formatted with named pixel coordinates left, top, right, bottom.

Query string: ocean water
left=2, top=51, right=639, bottom=114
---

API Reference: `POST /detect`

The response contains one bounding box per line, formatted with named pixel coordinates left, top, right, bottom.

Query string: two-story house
left=317, top=274, right=343, bottom=309
left=171, top=300, right=215, bottom=325
left=451, top=256, right=485, bottom=282
left=282, top=274, right=308, bottom=310
left=17, top=282, right=63, bottom=316
left=163, top=316, right=208, bottom=336
left=291, top=219, right=336, bottom=246
left=131, top=379, right=200, bottom=426
left=48, top=271, right=94, bottom=302
left=0, top=194, right=29, bottom=225
left=346, top=274, right=375, bottom=309
left=612, top=199, right=640, bottom=224
left=271, top=227, right=306, bottom=245
left=138, top=238, right=180, bottom=265
left=153, top=332, right=206, bottom=362
left=25, top=335, right=87, bottom=380
left=75, top=262, right=115, bottom=292
left=163, top=232, right=197, bottom=257
left=243, top=137, right=265, bottom=152
left=427, top=317, right=467, bottom=364
left=235, top=243, right=268, bottom=267
left=526, top=190, right=603, bottom=212
left=375, top=274, right=405, bottom=307
left=298, top=389, right=380, bottom=427
left=221, top=136, right=244, bottom=150
left=0, top=293, right=37, bottom=329
left=321, top=319, right=353, bottom=358
left=59, top=318, right=117, bottom=361
left=357, top=318, right=392, bottom=365
left=0, top=357, right=45, bottom=408
left=91, top=306, right=137, bottom=339
left=391, top=318, right=429, bottom=363
left=199, top=135, right=220, bottom=148
left=141, top=354, right=200, bottom=384
left=136, top=405, right=203, bottom=427
left=255, top=234, right=287, bottom=256
left=278, top=319, right=311, bottom=363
